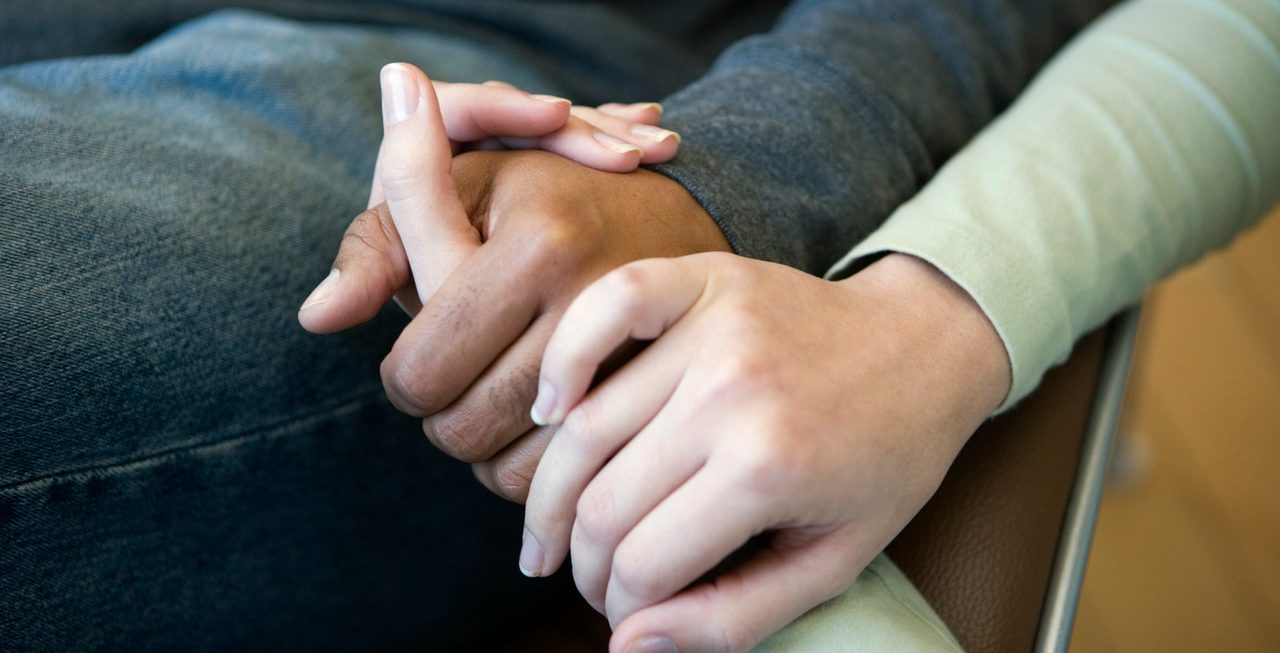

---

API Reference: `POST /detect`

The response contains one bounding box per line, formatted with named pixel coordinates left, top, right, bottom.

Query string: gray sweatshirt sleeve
left=653, top=0, right=1117, bottom=275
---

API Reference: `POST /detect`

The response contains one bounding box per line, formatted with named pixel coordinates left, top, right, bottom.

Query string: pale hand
left=525, top=252, right=1012, bottom=653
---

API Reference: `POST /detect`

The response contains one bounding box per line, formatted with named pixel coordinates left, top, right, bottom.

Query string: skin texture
left=527, top=252, right=1011, bottom=653
left=299, top=64, right=730, bottom=501
left=299, top=63, right=682, bottom=334
left=299, top=61, right=1017, bottom=652
left=377, top=152, right=732, bottom=474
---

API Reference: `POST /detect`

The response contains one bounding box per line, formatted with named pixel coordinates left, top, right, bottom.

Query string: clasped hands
left=300, top=63, right=1011, bottom=653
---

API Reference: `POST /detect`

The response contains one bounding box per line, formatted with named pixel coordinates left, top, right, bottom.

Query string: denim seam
left=0, top=387, right=388, bottom=492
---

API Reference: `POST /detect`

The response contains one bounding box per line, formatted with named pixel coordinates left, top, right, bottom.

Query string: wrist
left=841, top=252, right=1012, bottom=419
left=637, top=169, right=733, bottom=254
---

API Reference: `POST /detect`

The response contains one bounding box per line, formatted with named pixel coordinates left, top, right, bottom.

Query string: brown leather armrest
left=886, top=329, right=1108, bottom=653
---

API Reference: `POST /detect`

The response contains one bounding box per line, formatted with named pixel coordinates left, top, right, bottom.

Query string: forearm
left=833, top=0, right=1280, bottom=409
left=653, top=0, right=1119, bottom=275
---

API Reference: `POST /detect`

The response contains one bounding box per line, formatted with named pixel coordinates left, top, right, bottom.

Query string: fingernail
left=519, top=528, right=544, bottom=577
left=529, top=379, right=558, bottom=426
left=593, top=131, right=643, bottom=155
left=630, top=124, right=681, bottom=143
left=300, top=268, right=340, bottom=311
left=531, top=94, right=571, bottom=106
left=380, top=64, right=418, bottom=125
left=625, top=636, right=677, bottom=653
left=633, top=102, right=664, bottom=115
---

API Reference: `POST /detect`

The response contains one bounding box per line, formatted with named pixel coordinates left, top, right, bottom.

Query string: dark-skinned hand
left=300, top=63, right=731, bottom=501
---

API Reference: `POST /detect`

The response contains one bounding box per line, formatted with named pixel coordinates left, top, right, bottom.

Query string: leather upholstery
left=887, top=329, right=1106, bottom=653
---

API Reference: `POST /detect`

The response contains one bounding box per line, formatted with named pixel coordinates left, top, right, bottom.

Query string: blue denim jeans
left=0, top=9, right=656, bottom=650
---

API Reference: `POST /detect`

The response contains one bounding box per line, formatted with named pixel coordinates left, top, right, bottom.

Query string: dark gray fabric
left=654, top=0, right=1119, bottom=275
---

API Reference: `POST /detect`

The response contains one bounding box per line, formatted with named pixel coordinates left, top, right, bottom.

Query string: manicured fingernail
left=633, top=102, right=663, bottom=115
left=593, top=131, right=643, bottom=155
left=380, top=64, right=418, bottom=125
left=530, top=379, right=558, bottom=426
left=519, top=528, right=544, bottom=577
left=300, top=268, right=340, bottom=311
left=630, top=124, right=681, bottom=143
left=531, top=94, right=571, bottom=106
left=625, top=636, right=677, bottom=653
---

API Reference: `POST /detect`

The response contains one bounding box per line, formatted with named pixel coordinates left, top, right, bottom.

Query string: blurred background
left=1070, top=206, right=1280, bottom=652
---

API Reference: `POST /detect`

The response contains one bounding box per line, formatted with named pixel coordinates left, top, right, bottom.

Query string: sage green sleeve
left=752, top=554, right=963, bottom=652
left=826, top=0, right=1280, bottom=411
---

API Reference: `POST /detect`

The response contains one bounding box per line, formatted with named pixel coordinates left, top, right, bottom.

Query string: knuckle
left=380, top=358, right=433, bottom=416
left=520, top=210, right=600, bottom=272
left=424, top=407, right=492, bottom=462
left=571, top=550, right=606, bottom=612
left=525, top=494, right=566, bottom=540
left=470, top=461, right=500, bottom=494
left=574, top=485, right=620, bottom=546
left=724, top=348, right=770, bottom=383
left=491, top=460, right=534, bottom=502
left=610, top=544, right=663, bottom=602
left=559, top=404, right=604, bottom=455
left=602, top=265, right=649, bottom=314
left=485, top=360, right=539, bottom=427
left=379, top=158, right=422, bottom=198
left=426, top=362, right=537, bottom=463
left=705, top=347, right=776, bottom=405
left=691, top=582, right=762, bottom=653
left=716, top=299, right=769, bottom=342
left=525, top=215, right=574, bottom=260
left=341, top=207, right=394, bottom=257
left=523, top=490, right=550, bottom=528
left=606, top=263, right=648, bottom=293
left=698, top=249, right=741, bottom=269
left=714, top=612, right=759, bottom=653
left=728, top=427, right=793, bottom=496
left=700, top=251, right=755, bottom=283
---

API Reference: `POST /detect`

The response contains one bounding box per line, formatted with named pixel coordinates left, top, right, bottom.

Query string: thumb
left=298, top=202, right=412, bottom=334
left=609, top=531, right=861, bottom=653
left=368, top=140, right=424, bottom=317
left=379, top=62, right=481, bottom=302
